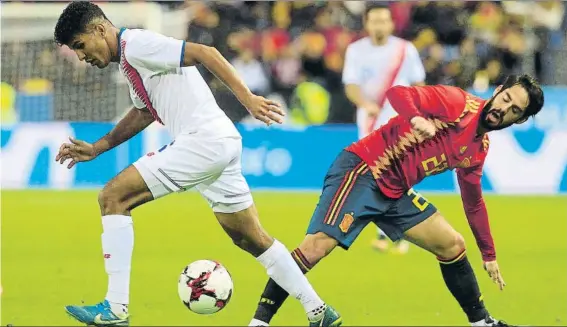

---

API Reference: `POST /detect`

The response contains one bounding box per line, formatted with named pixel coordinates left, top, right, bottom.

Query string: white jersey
left=342, top=36, right=425, bottom=138
left=118, top=28, right=239, bottom=139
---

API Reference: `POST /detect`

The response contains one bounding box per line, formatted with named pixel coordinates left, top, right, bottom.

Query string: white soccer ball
left=177, top=260, right=233, bottom=315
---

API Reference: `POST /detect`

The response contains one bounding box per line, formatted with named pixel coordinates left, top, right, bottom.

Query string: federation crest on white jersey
left=177, top=260, right=233, bottom=314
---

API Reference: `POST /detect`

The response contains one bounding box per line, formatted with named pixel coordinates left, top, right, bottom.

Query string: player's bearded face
left=480, top=85, right=530, bottom=131
left=70, top=26, right=112, bottom=69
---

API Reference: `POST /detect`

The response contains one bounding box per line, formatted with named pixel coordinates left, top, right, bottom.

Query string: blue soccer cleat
left=309, top=305, right=342, bottom=327
left=65, top=300, right=129, bottom=326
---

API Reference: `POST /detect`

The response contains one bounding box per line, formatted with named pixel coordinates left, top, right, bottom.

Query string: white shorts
left=133, top=133, right=253, bottom=213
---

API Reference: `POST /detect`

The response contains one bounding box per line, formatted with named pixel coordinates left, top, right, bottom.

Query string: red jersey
left=346, top=85, right=496, bottom=261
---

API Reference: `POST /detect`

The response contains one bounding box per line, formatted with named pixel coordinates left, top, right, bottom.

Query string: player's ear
left=493, top=85, right=503, bottom=97
left=515, top=116, right=529, bottom=125
left=94, top=24, right=106, bottom=37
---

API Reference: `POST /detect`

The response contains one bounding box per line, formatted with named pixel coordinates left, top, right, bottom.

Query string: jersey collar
left=473, top=99, right=487, bottom=140
left=117, top=27, right=127, bottom=58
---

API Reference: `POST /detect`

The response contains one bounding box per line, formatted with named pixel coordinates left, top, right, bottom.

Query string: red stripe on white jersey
left=120, top=40, right=163, bottom=124
left=363, top=40, right=408, bottom=136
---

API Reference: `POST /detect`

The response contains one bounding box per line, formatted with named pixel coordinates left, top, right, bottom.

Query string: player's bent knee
left=215, top=206, right=274, bottom=257
left=234, top=225, right=274, bottom=257
left=436, top=232, right=466, bottom=260
left=97, top=166, right=154, bottom=216
left=299, top=232, right=338, bottom=265
left=228, top=230, right=271, bottom=257
left=98, top=187, right=124, bottom=216
left=98, top=184, right=150, bottom=216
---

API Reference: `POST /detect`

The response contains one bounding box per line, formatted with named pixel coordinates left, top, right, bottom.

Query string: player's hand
left=55, top=137, right=97, bottom=169
left=484, top=260, right=506, bottom=290
left=410, top=116, right=436, bottom=139
left=362, top=102, right=381, bottom=116
left=244, top=94, right=285, bottom=126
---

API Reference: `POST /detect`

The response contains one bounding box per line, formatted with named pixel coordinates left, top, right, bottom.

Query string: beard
left=371, top=31, right=387, bottom=42
left=479, top=97, right=515, bottom=131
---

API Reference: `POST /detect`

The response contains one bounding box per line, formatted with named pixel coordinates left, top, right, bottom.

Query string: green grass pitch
left=2, top=190, right=566, bottom=326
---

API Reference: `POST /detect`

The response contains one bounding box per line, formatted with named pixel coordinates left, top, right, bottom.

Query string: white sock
left=256, top=240, right=325, bottom=319
left=249, top=318, right=269, bottom=326
left=102, top=215, right=134, bottom=310
left=109, top=302, right=129, bottom=316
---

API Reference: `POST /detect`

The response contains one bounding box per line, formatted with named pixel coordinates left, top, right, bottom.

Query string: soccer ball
left=177, top=260, right=233, bottom=314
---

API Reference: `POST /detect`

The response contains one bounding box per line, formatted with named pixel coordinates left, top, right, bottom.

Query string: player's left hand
left=244, top=94, right=285, bottom=126
left=484, top=260, right=506, bottom=290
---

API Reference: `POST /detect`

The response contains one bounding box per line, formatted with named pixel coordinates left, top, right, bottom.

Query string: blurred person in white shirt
left=342, top=4, right=426, bottom=254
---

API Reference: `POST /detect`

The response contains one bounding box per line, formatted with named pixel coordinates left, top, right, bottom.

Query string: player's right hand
left=410, top=116, right=436, bottom=139
left=55, top=137, right=97, bottom=169
left=244, top=94, right=285, bottom=126
left=484, top=260, right=506, bottom=291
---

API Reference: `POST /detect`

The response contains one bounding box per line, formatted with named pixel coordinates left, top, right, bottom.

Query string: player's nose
left=75, top=50, right=86, bottom=61
left=494, top=108, right=505, bottom=116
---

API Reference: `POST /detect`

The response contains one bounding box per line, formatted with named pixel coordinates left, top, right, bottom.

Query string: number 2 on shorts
left=407, top=188, right=430, bottom=212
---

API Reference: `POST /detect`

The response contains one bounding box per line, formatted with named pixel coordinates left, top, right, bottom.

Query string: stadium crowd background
left=1, top=0, right=566, bottom=125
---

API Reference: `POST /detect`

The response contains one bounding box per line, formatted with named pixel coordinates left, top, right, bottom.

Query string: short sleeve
left=342, top=44, right=361, bottom=85
left=405, top=43, right=425, bottom=85
left=125, top=30, right=185, bottom=72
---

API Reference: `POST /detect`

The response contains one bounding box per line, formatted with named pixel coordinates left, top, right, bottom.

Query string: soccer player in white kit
left=53, top=2, right=341, bottom=326
left=342, top=4, right=426, bottom=254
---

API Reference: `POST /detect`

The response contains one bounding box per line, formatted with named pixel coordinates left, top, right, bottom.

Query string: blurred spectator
left=261, top=2, right=292, bottom=62
left=456, top=37, right=479, bottom=88
left=231, top=48, right=270, bottom=96
left=469, top=1, right=505, bottom=46
left=270, top=45, right=302, bottom=103
left=389, top=2, right=415, bottom=36
left=326, top=1, right=360, bottom=31
left=411, top=1, right=468, bottom=46
left=423, top=43, right=445, bottom=85
left=185, top=1, right=221, bottom=48
left=342, top=4, right=425, bottom=137
left=297, top=30, right=328, bottom=81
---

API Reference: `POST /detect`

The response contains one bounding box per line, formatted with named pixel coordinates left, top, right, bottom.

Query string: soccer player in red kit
left=248, top=75, right=544, bottom=327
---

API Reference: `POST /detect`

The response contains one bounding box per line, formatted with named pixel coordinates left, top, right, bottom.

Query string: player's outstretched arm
left=182, top=43, right=284, bottom=126
left=456, top=166, right=506, bottom=290
left=55, top=107, right=154, bottom=169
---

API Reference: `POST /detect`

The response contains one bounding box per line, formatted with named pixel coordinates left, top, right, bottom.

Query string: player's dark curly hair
left=500, top=74, right=545, bottom=119
left=54, top=1, right=110, bottom=46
